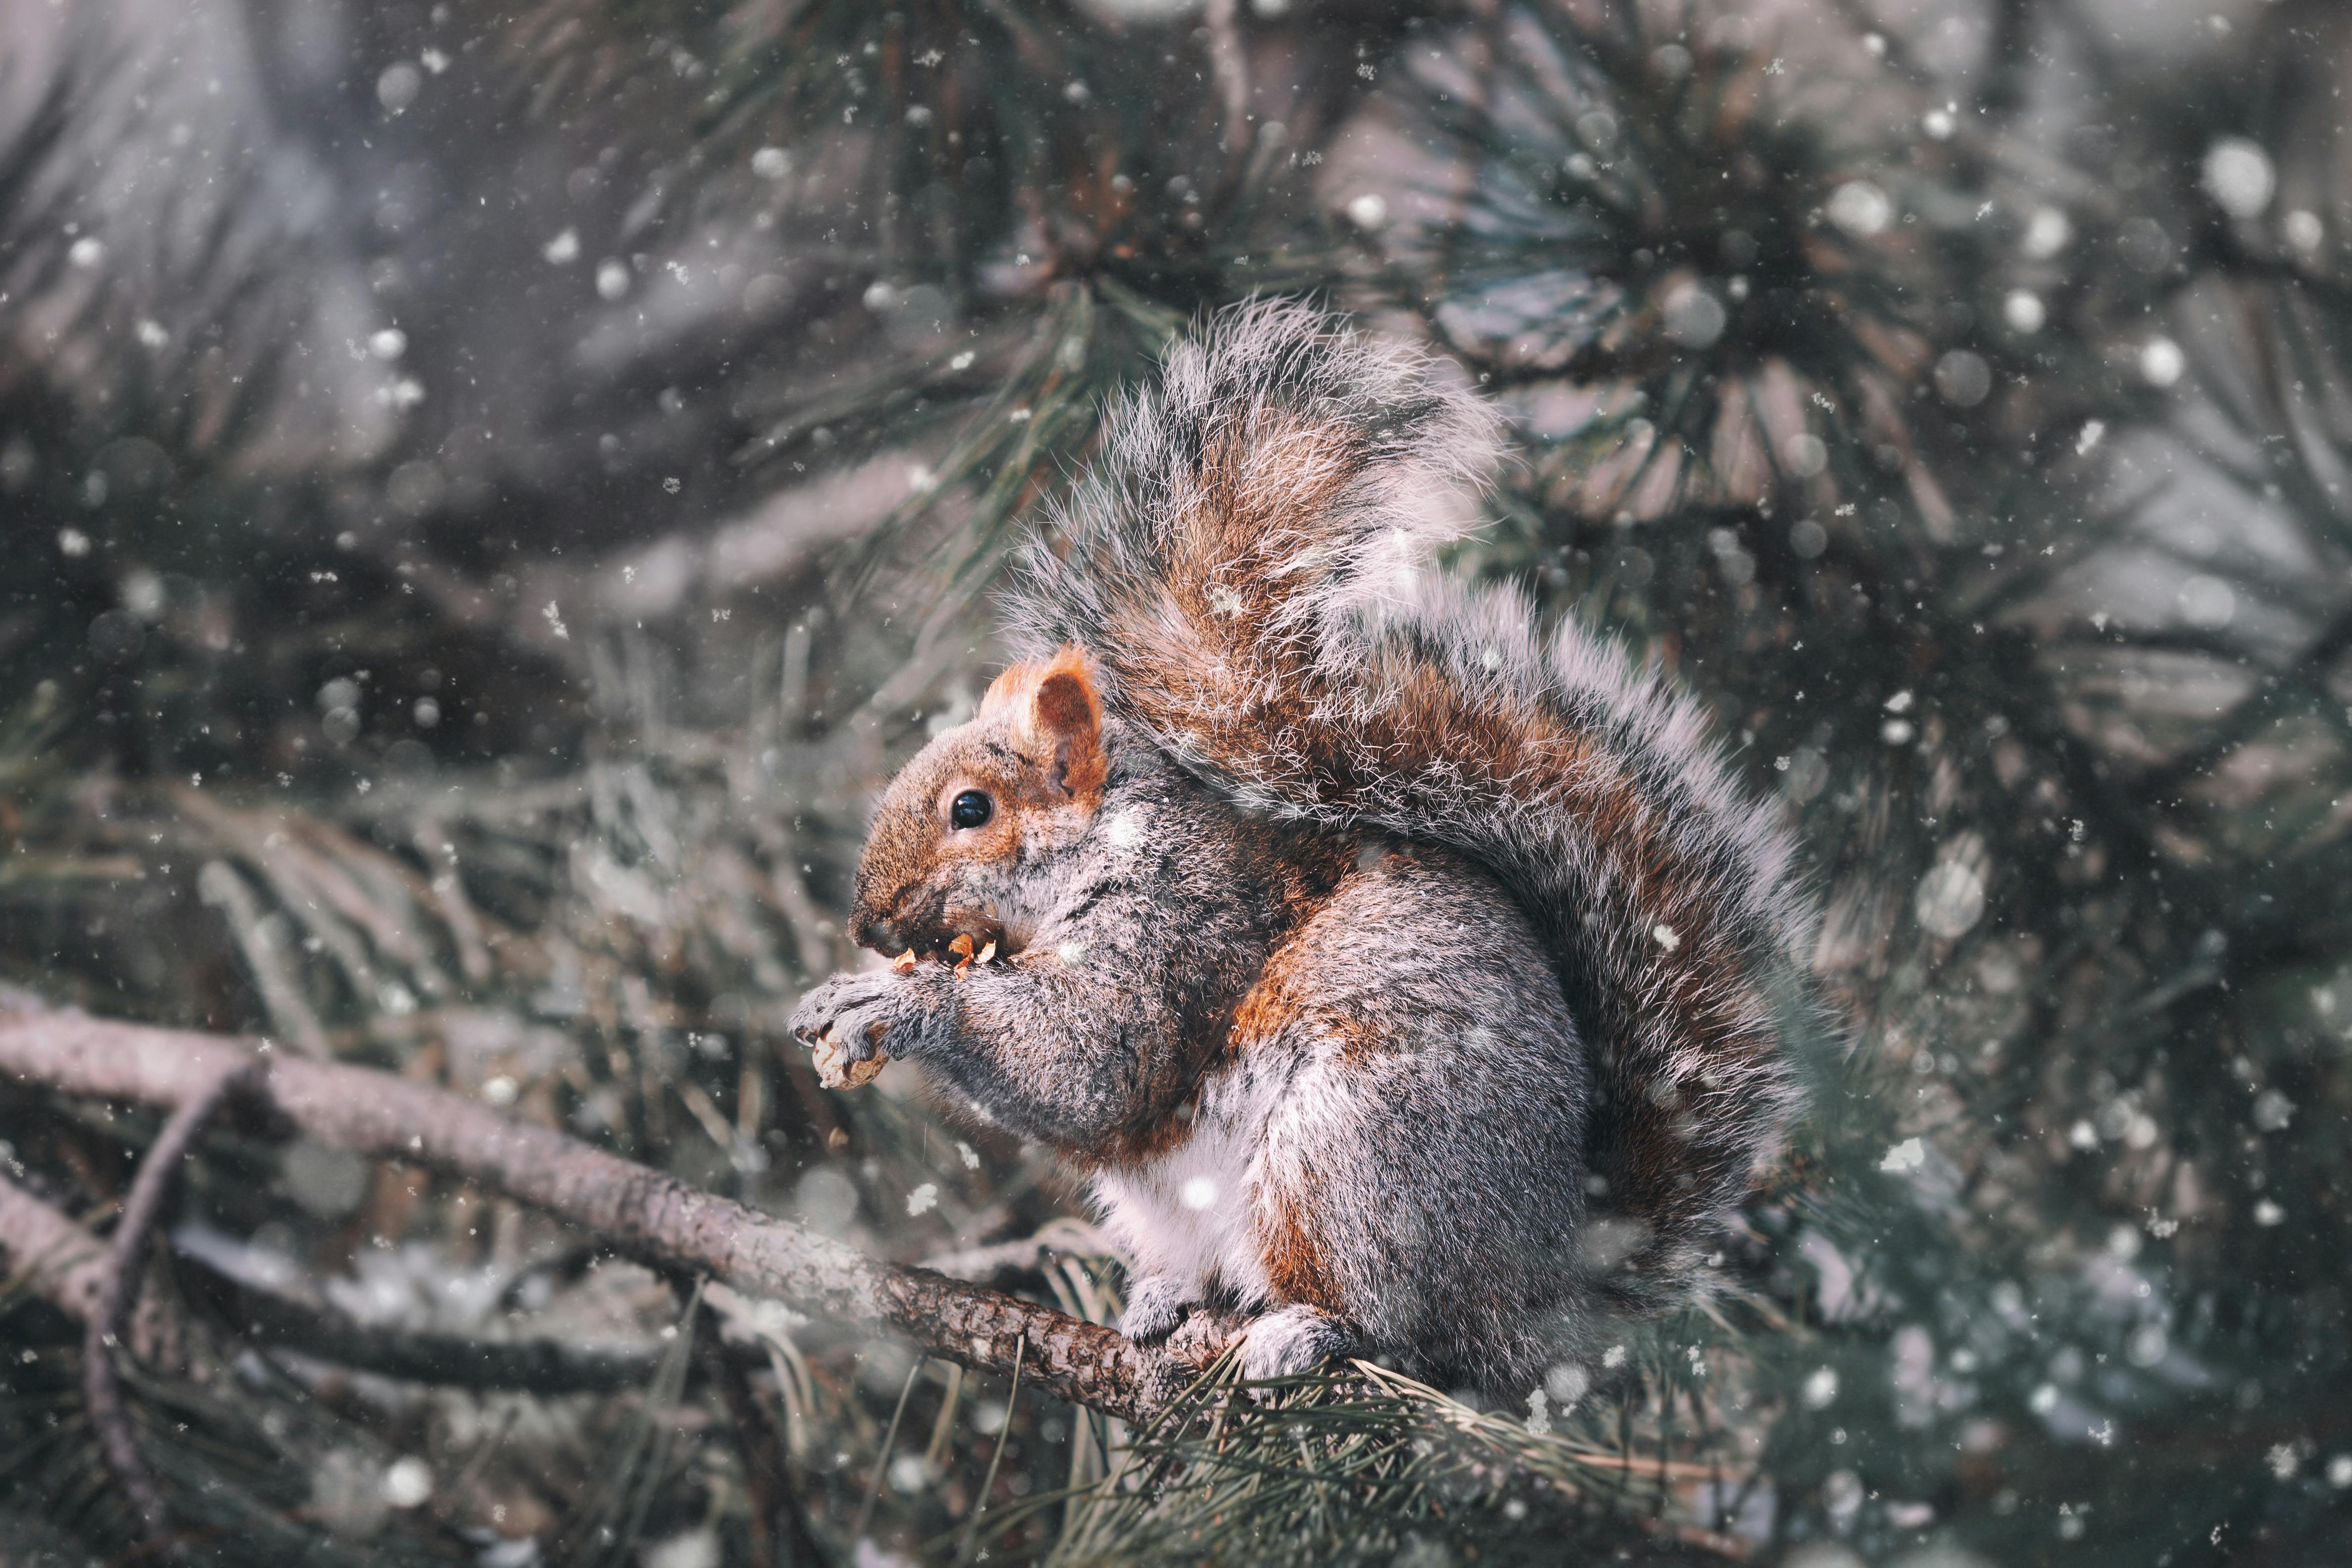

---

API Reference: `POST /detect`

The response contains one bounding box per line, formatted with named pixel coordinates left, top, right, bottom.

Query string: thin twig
left=413, top=818, right=495, bottom=985
left=1204, top=0, right=1252, bottom=166
left=612, top=1279, right=706, bottom=1568
left=193, top=862, right=328, bottom=1055
left=955, top=1333, right=1025, bottom=1567
left=854, top=1358, right=924, bottom=1543
left=921, top=1218, right=1110, bottom=1283
left=83, top=1060, right=259, bottom=1551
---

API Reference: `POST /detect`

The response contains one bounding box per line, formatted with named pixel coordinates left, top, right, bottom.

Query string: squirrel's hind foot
left=1239, top=1305, right=1357, bottom=1383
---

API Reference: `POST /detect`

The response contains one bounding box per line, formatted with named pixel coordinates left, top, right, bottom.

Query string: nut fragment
left=811, top=1029, right=887, bottom=1090
left=892, top=949, right=918, bottom=973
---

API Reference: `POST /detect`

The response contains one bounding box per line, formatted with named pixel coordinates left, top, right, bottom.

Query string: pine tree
left=0, top=0, right=2347, bottom=1563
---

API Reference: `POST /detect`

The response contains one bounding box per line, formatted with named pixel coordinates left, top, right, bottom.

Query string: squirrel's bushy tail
left=1008, top=299, right=1815, bottom=1304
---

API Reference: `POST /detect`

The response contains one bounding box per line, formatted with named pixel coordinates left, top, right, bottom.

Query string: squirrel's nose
left=845, top=883, right=893, bottom=953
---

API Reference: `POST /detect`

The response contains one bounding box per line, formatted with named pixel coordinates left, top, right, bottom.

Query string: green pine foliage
left=1, top=0, right=2349, bottom=1563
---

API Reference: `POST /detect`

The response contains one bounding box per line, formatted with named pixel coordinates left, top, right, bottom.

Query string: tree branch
left=0, top=1175, right=187, bottom=1369
left=0, top=1168, right=745, bottom=1395
left=85, top=1060, right=258, bottom=1548
left=0, top=996, right=1213, bottom=1423
left=0, top=1168, right=112, bottom=1322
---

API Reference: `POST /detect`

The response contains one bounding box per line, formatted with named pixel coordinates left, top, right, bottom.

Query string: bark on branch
left=0, top=998, right=1209, bottom=1422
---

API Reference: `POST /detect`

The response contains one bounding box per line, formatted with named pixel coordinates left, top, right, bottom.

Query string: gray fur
left=1194, top=843, right=1600, bottom=1391
left=1009, top=301, right=1815, bottom=1309
left=796, top=301, right=1819, bottom=1399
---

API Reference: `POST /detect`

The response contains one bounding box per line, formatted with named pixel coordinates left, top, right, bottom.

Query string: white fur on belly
left=1089, top=1059, right=1291, bottom=1309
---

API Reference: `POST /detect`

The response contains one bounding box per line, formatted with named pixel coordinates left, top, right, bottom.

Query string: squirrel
left=789, top=300, right=1818, bottom=1398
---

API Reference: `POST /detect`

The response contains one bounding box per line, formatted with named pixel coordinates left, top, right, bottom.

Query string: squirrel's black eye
left=949, top=789, right=993, bottom=830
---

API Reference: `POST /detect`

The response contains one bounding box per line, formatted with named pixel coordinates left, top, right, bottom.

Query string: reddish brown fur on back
left=1259, top=1186, right=1346, bottom=1316
left=1228, top=946, right=1303, bottom=1051
left=1102, top=592, right=1779, bottom=1283
left=1233, top=945, right=1386, bottom=1076
left=1165, top=416, right=1363, bottom=651
left=1222, top=846, right=1377, bottom=1054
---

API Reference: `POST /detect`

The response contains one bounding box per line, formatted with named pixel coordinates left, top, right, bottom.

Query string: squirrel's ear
left=1029, top=644, right=1106, bottom=803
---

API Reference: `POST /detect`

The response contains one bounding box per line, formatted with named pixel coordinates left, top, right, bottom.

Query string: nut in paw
left=810, top=1029, right=886, bottom=1090
left=789, top=971, right=916, bottom=1088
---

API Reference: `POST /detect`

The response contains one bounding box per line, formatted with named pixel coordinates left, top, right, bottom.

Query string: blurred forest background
left=1, top=0, right=2350, bottom=1562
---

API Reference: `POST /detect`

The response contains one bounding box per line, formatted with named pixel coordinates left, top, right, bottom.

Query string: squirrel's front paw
left=789, top=971, right=919, bottom=1077
left=1118, top=1274, right=1198, bottom=1344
